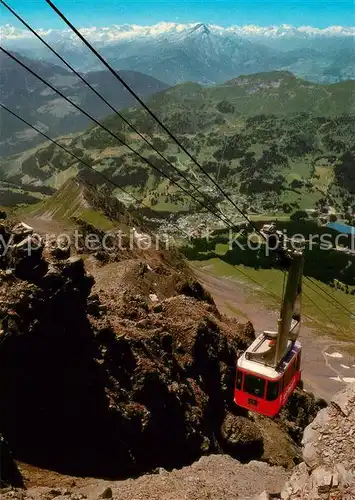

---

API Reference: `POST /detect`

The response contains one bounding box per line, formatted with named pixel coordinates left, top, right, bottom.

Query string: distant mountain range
left=0, top=50, right=169, bottom=156
left=2, top=22, right=354, bottom=43
left=2, top=22, right=354, bottom=85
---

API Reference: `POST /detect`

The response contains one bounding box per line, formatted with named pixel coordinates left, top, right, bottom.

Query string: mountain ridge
left=0, top=50, right=169, bottom=157
left=2, top=70, right=354, bottom=221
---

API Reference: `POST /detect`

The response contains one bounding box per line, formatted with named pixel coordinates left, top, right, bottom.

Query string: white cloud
left=0, top=22, right=354, bottom=44
left=0, top=23, right=53, bottom=39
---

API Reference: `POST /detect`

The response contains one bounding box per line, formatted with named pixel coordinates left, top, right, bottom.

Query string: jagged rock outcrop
left=278, top=388, right=327, bottom=445
left=281, top=382, right=355, bottom=499
left=221, top=414, right=264, bottom=461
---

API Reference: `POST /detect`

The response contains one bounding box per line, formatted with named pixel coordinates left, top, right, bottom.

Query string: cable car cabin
left=234, top=335, right=301, bottom=418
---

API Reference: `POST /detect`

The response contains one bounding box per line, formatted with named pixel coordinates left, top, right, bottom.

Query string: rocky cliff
left=281, top=382, right=355, bottom=499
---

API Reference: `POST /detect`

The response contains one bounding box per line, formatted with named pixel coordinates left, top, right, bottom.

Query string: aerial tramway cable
left=40, top=2, right=355, bottom=415
left=4, top=0, right=290, bottom=243
left=305, top=276, right=355, bottom=319
left=0, top=0, right=236, bottom=229
left=44, top=0, right=268, bottom=240
left=0, top=103, right=191, bottom=240
left=302, top=287, right=350, bottom=334
left=2, top=110, right=305, bottom=420
left=1, top=47, right=351, bottom=325
left=3, top=6, right=353, bottom=419
left=3, top=48, right=352, bottom=325
left=3, top=99, right=345, bottom=323
left=2, top=7, right=352, bottom=328
left=0, top=47, right=242, bottom=233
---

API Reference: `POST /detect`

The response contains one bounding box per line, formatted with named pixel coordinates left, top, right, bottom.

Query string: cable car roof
left=237, top=335, right=301, bottom=380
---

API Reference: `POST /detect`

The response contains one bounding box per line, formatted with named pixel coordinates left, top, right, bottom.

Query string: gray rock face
left=331, top=383, right=355, bottom=418
left=281, top=382, right=355, bottom=499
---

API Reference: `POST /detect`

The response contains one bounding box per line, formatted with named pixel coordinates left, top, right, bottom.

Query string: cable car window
left=289, top=360, right=295, bottom=379
left=266, top=381, right=279, bottom=401
left=291, top=357, right=298, bottom=378
left=236, top=370, right=243, bottom=390
left=243, top=374, right=265, bottom=398
left=296, top=353, right=301, bottom=371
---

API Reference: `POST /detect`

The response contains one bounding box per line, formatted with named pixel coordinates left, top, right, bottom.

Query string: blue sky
left=1, top=0, right=354, bottom=28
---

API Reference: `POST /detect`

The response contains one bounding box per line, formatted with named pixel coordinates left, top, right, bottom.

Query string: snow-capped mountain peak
left=189, top=23, right=211, bottom=36
left=1, top=20, right=353, bottom=87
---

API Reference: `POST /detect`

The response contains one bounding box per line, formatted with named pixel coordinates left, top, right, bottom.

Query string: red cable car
left=234, top=246, right=304, bottom=418
left=234, top=336, right=302, bottom=417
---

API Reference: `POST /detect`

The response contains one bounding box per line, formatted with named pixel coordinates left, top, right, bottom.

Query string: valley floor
left=192, top=262, right=355, bottom=402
